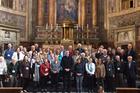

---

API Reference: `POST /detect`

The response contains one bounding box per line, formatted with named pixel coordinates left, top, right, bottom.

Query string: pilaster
left=81, top=0, right=85, bottom=26
left=49, top=0, right=55, bottom=25
left=38, top=0, right=43, bottom=26
left=93, top=0, right=97, bottom=26
left=0, top=0, right=1, bottom=6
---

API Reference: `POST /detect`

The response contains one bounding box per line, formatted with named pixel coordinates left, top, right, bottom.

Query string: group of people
left=0, top=43, right=138, bottom=92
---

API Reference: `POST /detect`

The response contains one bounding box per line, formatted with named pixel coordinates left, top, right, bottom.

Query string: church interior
left=0, top=0, right=140, bottom=92
left=0, top=0, right=139, bottom=51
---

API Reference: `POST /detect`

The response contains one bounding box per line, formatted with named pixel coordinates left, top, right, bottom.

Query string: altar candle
left=87, top=24, right=89, bottom=29
left=77, top=24, right=79, bottom=30
left=82, top=25, right=83, bottom=30
left=51, top=24, right=53, bottom=30
left=46, top=23, right=48, bottom=29
left=63, top=23, right=66, bottom=28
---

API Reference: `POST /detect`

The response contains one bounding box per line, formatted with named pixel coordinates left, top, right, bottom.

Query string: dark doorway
left=4, top=43, right=9, bottom=50
left=121, top=45, right=127, bottom=51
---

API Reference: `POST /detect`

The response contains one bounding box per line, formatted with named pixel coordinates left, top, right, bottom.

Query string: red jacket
left=40, top=62, right=50, bottom=77
left=69, top=50, right=74, bottom=57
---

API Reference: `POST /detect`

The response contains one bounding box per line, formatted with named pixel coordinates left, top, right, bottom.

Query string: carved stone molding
left=109, top=11, right=140, bottom=28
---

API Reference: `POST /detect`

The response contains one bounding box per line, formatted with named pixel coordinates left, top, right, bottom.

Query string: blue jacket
left=74, top=62, right=85, bottom=75
left=4, top=49, right=14, bottom=60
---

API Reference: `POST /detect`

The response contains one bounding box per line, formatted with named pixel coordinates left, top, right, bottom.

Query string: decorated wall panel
left=0, top=11, right=26, bottom=31
left=116, top=31, right=134, bottom=43
left=109, top=12, right=140, bottom=28
left=0, top=29, right=17, bottom=42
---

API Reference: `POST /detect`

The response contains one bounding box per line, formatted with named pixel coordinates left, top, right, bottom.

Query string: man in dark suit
left=124, top=43, right=136, bottom=62
left=61, top=51, right=74, bottom=92
left=125, top=56, right=137, bottom=87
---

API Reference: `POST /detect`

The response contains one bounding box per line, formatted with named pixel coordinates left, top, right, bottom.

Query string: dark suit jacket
left=124, top=49, right=136, bottom=62
left=125, top=61, right=137, bottom=80
left=61, top=56, right=74, bottom=75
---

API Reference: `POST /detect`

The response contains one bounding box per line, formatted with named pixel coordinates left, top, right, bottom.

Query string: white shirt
left=86, top=62, right=95, bottom=75
left=0, top=61, right=7, bottom=75
left=12, top=52, right=25, bottom=62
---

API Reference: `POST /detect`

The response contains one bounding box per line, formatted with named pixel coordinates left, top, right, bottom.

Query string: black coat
left=8, top=62, right=20, bottom=77
left=61, top=56, right=74, bottom=75
left=95, top=52, right=103, bottom=59
left=74, top=62, right=85, bottom=75
left=106, top=62, right=115, bottom=78
left=114, top=60, right=124, bottom=74
left=20, top=61, right=31, bottom=78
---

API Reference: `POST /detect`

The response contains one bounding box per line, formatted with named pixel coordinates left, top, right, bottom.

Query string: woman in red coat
left=40, top=58, right=50, bottom=91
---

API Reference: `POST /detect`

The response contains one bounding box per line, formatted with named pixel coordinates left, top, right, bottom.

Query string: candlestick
left=76, top=24, right=79, bottom=30
left=82, top=25, right=84, bottom=30
left=87, top=24, right=89, bottom=29
left=63, top=23, right=66, bottom=28
left=46, top=23, right=48, bottom=29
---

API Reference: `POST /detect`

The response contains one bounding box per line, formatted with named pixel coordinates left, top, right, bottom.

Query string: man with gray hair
left=4, top=43, right=14, bottom=65
left=114, top=55, right=125, bottom=87
left=124, top=56, right=137, bottom=87
left=80, top=52, right=88, bottom=90
left=8, top=58, right=20, bottom=87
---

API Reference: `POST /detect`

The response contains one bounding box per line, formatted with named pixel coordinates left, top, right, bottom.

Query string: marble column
left=80, top=0, right=85, bottom=26
left=38, top=0, right=43, bottom=26
left=16, top=0, right=19, bottom=11
left=78, top=0, right=81, bottom=26
left=13, top=0, right=16, bottom=10
left=93, top=0, right=97, bottom=26
left=0, top=0, right=1, bottom=6
left=49, top=0, right=55, bottom=26
left=104, top=0, right=107, bottom=29
left=78, top=0, right=85, bottom=26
